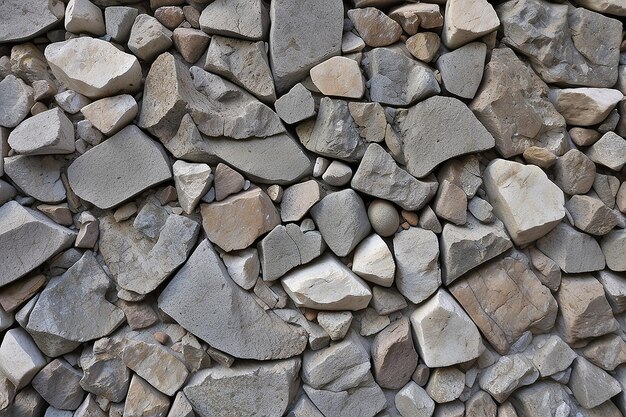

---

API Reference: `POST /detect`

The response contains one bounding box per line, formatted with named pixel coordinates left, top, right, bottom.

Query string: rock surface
left=0, top=0, right=64, bottom=42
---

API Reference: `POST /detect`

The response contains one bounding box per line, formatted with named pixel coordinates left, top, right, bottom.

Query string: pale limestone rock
left=586, top=132, right=626, bottom=171
left=348, top=7, right=402, bottom=48
left=574, top=0, right=626, bottom=16
left=406, top=32, right=440, bottom=63
left=433, top=180, right=467, bottom=225
left=602, top=229, right=626, bottom=272
left=317, top=312, right=353, bottom=342
left=123, top=375, right=170, bottom=417
left=105, top=6, right=138, bottom=43
left=322, top=161, right=352, bottom=187
left=389, top=3, right=443, bottom=34
left=280, top=180, right=323, bottom=222
left=371, top=317, right=418, bottom=390
left=173, top=161, right=213, bottom=214
left=0, top=328, right=46, bottom=390
left=0, top=75, right=33, bottom=128
left=65, top=0, right=105, bottom=35
left=426, top=367, right=465, bottom=404
left=483, top=159, right=564, bottom=246
left=437, top=155, right=482, bottom=199
left=310, top=56, right=364, bottom=99
left=198, top=0, right=269, bottom=41
left=442, top=0, right=499, bottom=49
left=352, top=234, right=395, bottom=287
left=536, top=223, right=605, bottom=273
left=523, top=334, right=576, bottom=377
left=395, top=381, right=435, bottom=417
left=548, top=88, right=623, bottom=126
left=583, top=334, right=626, bottom=371
left=80, top=94, right=137, bottom=136
left=410, top=289, right=484, bottom=367
left=342, top=32, right=365, bottom=54
left=128, top=14, right=173, bottom=62
left=44, top=38, right=142, bottom=99
left=31, top=359, right=84, bottom=410
left=3, top=155, right=67, bottom=203
left=553, top=149, right=596, bottom=195
left=479, top=354, right=538, bottom=403
left=213, top=163, right=244, bottom=201
left=523, top=146, right=558, bottom=169
left=596, top=269, right=626, bottom=313
left=8, top=108, right=74, bottom=155
left=566, top=195, right=617, bottom=236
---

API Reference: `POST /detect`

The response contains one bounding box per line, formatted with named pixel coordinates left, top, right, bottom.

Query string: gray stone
left=524, top=334, right=576, bottom=377
left=583, top=334, right=626, bottom=371
left=371, top=287, right=407, bottom=316
left=443, top=0, right=499, bottom=49
left=213, top=163, right=244, bottom=201
left=258, top=224, right=325, bottom=281
left=222, top=248, right=259, bottom=290
left=65, top=0, right=104, bottom=35
left=269, top=0, right=343, bottom=93
left=199, top=0, right=268, bottom=41
left=602, top=229, right=626, bottom=272
left=465, top=391, right=497, bottom=417
left=132, top=200, right=168, bottom=240
left=204, top=35, right=275, bottom=103
left=368, top=199, right=400, bottom=237
left=393, top=227, right=441, bottom=304
left=510, top=381, right=575, bottom=417
left=31, top=359, right=84, bottom=410
left=0, top=201, right=74, bottom=287
left=0, top=0, right=64, bottom=42
left=322, top=161, right=353, bottom=186
left=128, top=14, right=173, bottom=62
left=352, top=234, right=395, bottom=287
left=479, top=354, right=538, bottom=403
left=275, top=83, right=316, bottom=124
left=311, top=189, right=371, bottom=257
left=437, top=155, right=482, bottom=199
left=185, top=359, right=300, bottom=417
left=273, top=308, right=330, bottom=350
left=26, top=252, right=125, bottom=357
left=433, top=180, right=468, bottom=225
left=440, top=215, right=512, bottom=285
left=371, top=317, right=418, bottom=390
left=549, top=88, right=623, bottom=126
left=288, top=395, right=324, bottom=417
left=68, top=125, right=172, bottom=209
left=317, top=312, right=353, bottom=342
left=351, top=143, right=437, bottom=211
left=498, top=0, right=621, bottom=87
left=596, top=269, right=626, bottom=313
left=348, top=7, right=402, bottom=48
left=426, top=367, right=465, bottom=404
left=105, top=6, right=138, bottom=42
left=569, top=357, right=622, bottom=409
left=395, top=381, right=435, bottom=417
left=467, top=197, right=495, bottom=223
left=168, top=392, right=194, bottom=417
left=0, top=328, right=46, bottom=390
left=281, top=254, right=372, bottom=311
left=587, top=131, right=626, bottom=171
left=536, top=222, right=605, bottom=273
left=44, top=37, right=142, bottom=99
left=0, top=75, right=33, bottom=128
left=393, top=96, right=495, bottom=178
left=80, top=94, right=137, bottom=136
left=79, top=344, right=130, bottom=403
left=8, top=108, right=74, bottom=155
left=363, top=46, right=440, bottom=107
left=3, top=155, right=67, bottom=203
left=594, top=174, right=621, bottom=209
left=553, top=149, right=596, bottom=195
left=437, top=42, right=486, bottom=99
left=566, top=195, right=617, bottom=236
left=304, top=382, right=387, bottom=417
left=158, top=239, right=308, bottom=360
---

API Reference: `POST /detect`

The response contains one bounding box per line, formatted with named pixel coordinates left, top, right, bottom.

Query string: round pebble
left=367, top=199, right=400, bottom=237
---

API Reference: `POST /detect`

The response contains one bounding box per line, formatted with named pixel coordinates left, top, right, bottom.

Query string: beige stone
left=123, top=375, right=170, bottom=417
left=310, top=56, right=364, bottom=99
left=80, top=94, right=137, bottom=136
left=280, top=180, right=323, bottom=222
left=433, top=180, right=467, bottom=226
left=570, top=127, right=601, bottom=147
left=352, top=234, right=395, bottom=287
left=214, top=163, right=244, bottom=202
left=553, top=149, right=596, bottom=195
left=523, top=146, right=557, bottom=168
left=406, top=32, right=440, bottom=62
left=348, top=7, right=402, bottom=48
left=371, top=317, right=418, bottom=390
left=172, top=28, right=211, bottom=64
left=549, top=88, right=623, bottom=126
left=566, top=195, right=617, bottom=236
left=442, top=0, right=500, bottom=49
left=65, top=0, right=105, bottom=36
left=389, top=3, right=443, bottom=34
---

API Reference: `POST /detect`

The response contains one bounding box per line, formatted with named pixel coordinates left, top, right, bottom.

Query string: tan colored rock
left=123, top=375, right=170, bottom=417
left=523, top=146, right=557, bottom=169
left=371, top=317, right=418, bottom=390
left=442, top=0, right=500, bottom=49
left=348, top=102, right=386, bottom=143
left=348, top=7, right=402, bottom=48
left=549, top=88, right=623, bottom=126
left=389, top=3, right=443, bottom=34
left=172, top=28, right=211, bottom=64
left=583, top=334, right=626, bottom=371
left=426, top=367, right=465, bottom=404
left=566, top=195, right=617, bottom=236
left=450, top=254, right=557, bottom=354
left=214, top=163, right=244, bottom=202
left=553, top=149, right=596, bottom=195
left=586, top=131, right=626, bottom=171
left=602, top=229, right=626, bottom=272
left=556, top=275, right=619, bottom=344
left=201, top=187, right=280, bottom=252
left=80, top=94, right=137, bottom=136
left=406, top=32, right=440, bottom=62
left=65, top=0, right=105, bottom=36
left=433, top=180, right=467, bottom=226
left=310, top=56, right=364, bottom=99
left=280, top=180, right=323, bottom=222
left=128, top=14, right=173, bottom=62
left=154, top=6, right=184, bottom=30
left=0, top=274, right=46, bottom=313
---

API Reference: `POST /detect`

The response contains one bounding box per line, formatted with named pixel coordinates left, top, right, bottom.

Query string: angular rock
left=575, top=0, right=626, bottom=16
left=31, top=359, right=84, bottom=410
left=586, top=131, right=626, bottom=171
left=393, top=96, right=495, bottom=178
left=450, top=254, right=557, bottom=354
left=258, top=223, right=325, bottom=281
left=199, top=0, right=268, bottom=41
left=4, top=155, right=67, bottom=203
left=583, top=334, right=626, bottom=371
left=363, top=46, right=440, bottom=107
left=0, top=328, right=46, bottom=390
left=483, top=159, right=564, bottom=246
left=185, top=359, right=300, bottom=417
left=440, top=215, right=512, bottom=285
left=393, top=227, right=441, bottom=304
left=389, top=3, right=443, bottom=34
left=554, top=149, right=596, bottom=196
left=274, top=83, right=316, bottom=124
left=549, top=88, right=622, bottom=126
left=104, top=6, right=137, bottom=43
left=566, top=195, right=617, bottom=236
left=466, top=391, right=497, bottom=416
left=158, top=239, right=308, bottom=360
left=8, top=108, right=74, bottom=155
left=317, top=311, right=352, bottom=342
left=80, top=94, right=138, bottom=136
left=351, top=143, right=437, bottom=211
left=480, top=354, right=538, bottom=403
left=0, top=201, right=74, bottom=287
left=304, top=382, right=386, bottom=417
left=596, top=270, right=626, bottom=314
left=511, top=381, right=576, bottom=417
left=25, top=252, right=125, bottom=357
left=536, top=223, right=605, bottom=273
left=524, top=334, right=576, bottom=377
left=310, top=56, right=364, bottom=99
left=65, top=0, right=105, bottom=35
left=214, top=163, right=244, bottom=201
left=128, top=14, right=173, bottom=62
left=269, top=0, right=343, bottom=93
left=437, top=155, right=482, bottom=199
left=352, top=234, right=395, bottom=287
left=437, top=42, right=486, bottom=99
left=569, top=357, right=622, bottom=409
left=123, top=375, right=170, bottom=417
left=395, top=382, right=435, bottom=417
left=310, top=189, right=371, bottom=257
left=322, top=162, right=352, bottom=187
left=0, top=75, right=33, bottom=128
left=79, top=343, right=130, bottom=403
left=467, top=197, right=495, bottom=223
left=0, top=0, right=64, bottom=42
left=523, top=146, right=557, bottom=169
left=201, top=187, right=280, bottom=252
left=173, top=161, right=212, bottom=214
left=348, top=102, right=387, bottom=143
left=411, top=289, right=484, bottom=367
left=406, top=32, right=440, bottom=63
left=44, top=38, right=142, bottom=99
left=348, top=7, right=402, bottom=48
left=555, top=275, right=619, bottom=343
left=426, top=367, right=465, bottom=404
left=280, top=180, right=323, bottom=222
left=470, top=47, right=568, bottom=158
left=498, top=0, right=622, bottom=87
left=433, top=180, right=467, bottom=225
left=68, top=125, right=171, bottom=209
left=602, top=229, right=626, bottom=272
left=173, top=28, right=211, bottom=64
left=281, top=254, right=372, bottom=311
left=204, top=35, right=275, bottom=103
left=371, top=317, right=418, bottom=390
left=443, top=0, right=499, bottom=49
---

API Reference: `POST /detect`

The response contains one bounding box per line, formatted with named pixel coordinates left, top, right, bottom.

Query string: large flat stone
left=536, top=222, right=605, bottom=273
left=3, top=155, right=67, bottom=204
left=8, top=108, right=74, bottom=155
left=0, top=0, right=64, bottom=42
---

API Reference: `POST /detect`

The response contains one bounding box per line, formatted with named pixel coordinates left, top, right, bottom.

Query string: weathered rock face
left=0, top=75, right=34, bottom=129
left=497, top=0, right=622, bottom=87
left=8, top=108, right=74, bottom=156
left=0, top=0, right=64, bottom=42
left=158, top=239, right=308, bottom=360
left=392, top=96, right=495, bottom=178
left=25, top=252, right=125, bottom=357
left=549, top=88, right=623, bottom=126
left=470, top=47, right=568, bottom=158
left=199, top=0, right=269, bottom=41
left=443, top=0, right=499, bottom=49
left=479, top=354, right=538, bottom=403
left=450, top=254, right=558, bottom=354
left=184, top=359, right=301, bottom=417
left=3, top=155, right=67, bottom=204
left=371, top=317, right=418, bottom=390
left=536, top=222, right=605, bottom=273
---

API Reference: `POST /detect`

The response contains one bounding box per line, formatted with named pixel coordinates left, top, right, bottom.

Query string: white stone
left=65, top=0, right=105, bottom=36
left=395, top=381, right=435, bottom=417
left=222, top=248, right=260, bottom=290
left=0, top=328, right=47, bottom=390
left=351, top=234, right=395, bottom=287
left=442, top=0, right=500, bottom=49
left=549, top=88, right=623, bottom=126
left=173, top=161, right=213, bottom=214
left=80, top=94, right=138, bottom=136
left=8, top=108, right=74, bottom=155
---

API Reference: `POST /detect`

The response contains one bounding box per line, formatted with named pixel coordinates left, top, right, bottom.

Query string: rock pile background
left=0, top=0, right=625, bottom=415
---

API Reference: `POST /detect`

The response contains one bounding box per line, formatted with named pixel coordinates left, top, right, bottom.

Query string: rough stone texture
left=406, top=32, right=440, bottom=63
left=65, top=0, right=105, bottom=36
left=0, top=328, right=47, bottom=390
left=3, top=155, right=67, bottom=204
left=426, top=367, right=465, bottom=404
left=470, top=47, right=568, bottom=158
left=214, top=163, right=244, bottom=201
left=44, top=38, right=142, bottom=99
left=0, top=201, right=74, bottom=287
left=351, top=234, right=395, bottom=287
left=201, top=187, right=280, bottom=252
left=524, top=334, right=576, bottom=377
left=553, top=150, right=597, bottom=194
left=602, top=229, right=626, bottom=272
left=393, top=227, right=441, bottom=304
left=443, top=0, right=499, bottom=49
left=583, top=334, right=626, bottom=371
left=159, top=239, right=308, bottom=360
left=389, top=3, right=443, bottom=34
left=68, top=125, right=171, bottom=209
left=310, top=189, right=371, bottom=257
left=348, top=8, right=402, bottom=48
left=555, top=275, right=619, bottom=344
left=410, top=289, right=484, bottom=367
left=440, top=215, right=512, bottom=285
left=123, top=375, right=170, bottom=417
left=79, top=344, right=130, bottom=403
left=304, top=382, right=386, bottom=417
left=128, top=14, right=173, bottom=62
left=274, top=83, right=316, bottom=124
left=269, top=0, right=343, bottom=93
left=0, top=75, right=33, bottom=128
left=173, top=28, right=211, bottom=64
left=395, top=381, right=435, bottom=417
left=184, top=359, right=300, bottom=417
left=597, top=270, right=626, bottom=314
left=587, top=131, right=626, bottom=171
left=280, top=180, right=323, bottom=222
left=105, top=6, right=138, bottom=43
left=433, top=180, right=468, bottom=226
left=393, top=96, right=495, bottom=178
left=8, top=108, right=74, bottom=155
left=25, top=252, right=125, bottom=357
left=310, top=56, right=364, bottom=99
left=199, top=0, right=269, bottom=41
left=450, top=254, right=557, bottom=354
left=437, top=42, right=486, bottom=99
left=281, top=254, right=372, bottom=311
left=351, top=144, right=437, bottom=211
left=0, top=0, right=64, bottom=42
left=370, top=317, right=417, bottom=390
left=173, top=161, right=212, bottom=214
left=31, top=359, right=84, bottom=410
left=481, top=354, right=537, bottom=404
left=500, top=0, right=622, bottom=87
left=569, top=357, right=622, bottom=409
left=483, top=159, right=565, bottom=246
left=536, top=222, right=605, bottom=273
left=80, top=94, right=137, bottom=136
left=549, top=88, right=623, bottom=126
left=317, top=312, right=353, bottom=342
left=566, top=195, right=617, bottom=236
